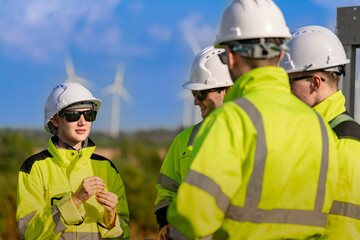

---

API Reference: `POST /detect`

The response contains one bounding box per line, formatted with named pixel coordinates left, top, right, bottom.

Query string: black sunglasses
left=191, top=88, right=222, bottom=102
left=218, top=51, right=228, bottom=65
left=58, top=110, right=97, bottom=122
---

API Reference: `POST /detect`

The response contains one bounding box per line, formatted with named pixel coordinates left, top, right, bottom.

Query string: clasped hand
left=72, top=176, right=118, bottom=229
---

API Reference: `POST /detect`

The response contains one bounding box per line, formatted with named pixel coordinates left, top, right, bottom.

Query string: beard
left=228, top=67, right=238, bottom=83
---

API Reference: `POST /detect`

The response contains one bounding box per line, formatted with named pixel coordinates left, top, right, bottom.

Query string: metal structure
left=336, top=6, right=360, bottom=117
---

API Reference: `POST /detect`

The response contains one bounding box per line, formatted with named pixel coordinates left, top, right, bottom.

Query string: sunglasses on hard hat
left=58, top=110, right=97, bottom=122
left=191, top=88, right=222, bottom=102
left=218, top=51, right=228, bottom=65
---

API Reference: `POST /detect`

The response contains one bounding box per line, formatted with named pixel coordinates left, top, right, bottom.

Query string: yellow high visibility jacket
left=167, top=66, right=339, bottom=240
left=154, top=123, right=202, bottom=229
left=313, top=90, right=360, bottom=239
left=17, top=136, right=130, bottom=240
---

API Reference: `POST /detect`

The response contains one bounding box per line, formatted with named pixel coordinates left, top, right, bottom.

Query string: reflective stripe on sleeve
left=52, top=205, right=67, bottom=234
left=185, top=170, right=230, bottom=213
left=330, top=200, right=360, bottom=220
left=223, top=98, right=329, bottom=227
left=18, top=211, right=36, bottom=236
left=154, top=198, right=172, bottom=212
left=157, top=173, right=180, bottom=193
left=187, top=122, right=202, bottom=146
left=329, top=113, right=355, bottom=129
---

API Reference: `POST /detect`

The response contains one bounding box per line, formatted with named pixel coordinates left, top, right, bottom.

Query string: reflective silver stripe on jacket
left=168, top=225, right=212, bottom=240
left=183, top=97, right=329, bottom=227
left=157, top=173, right=180, bottom=192
left=329, top=113, right=355, bottom=129
left=185, top=170, right=230, bottom=213
left=155, top=122, right=202, bottom=212
left=330, top=200, right=360, bottom=220
left=187, top=122, right=202, bottom=146
left=155, top=173, right=180, bottom=211
left=18, top=205, right=67, bottom=236
left=18, top=211, right=36, bottom=236
left=52, top=205, right=67, bottom=234
left=225, top=97, right=329, bottom=227
left=59, top=232, right=102, bottom=239
left=154, top=198, right=172, bottom=212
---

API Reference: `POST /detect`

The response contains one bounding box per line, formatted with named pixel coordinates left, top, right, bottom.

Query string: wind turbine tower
left=103, top=64, right=132, bottom=138
left=183, top=32, right=203, bottom=126
left=64, top=54, right=93, bottom=88
left=178, top=90, right=194, bottom=128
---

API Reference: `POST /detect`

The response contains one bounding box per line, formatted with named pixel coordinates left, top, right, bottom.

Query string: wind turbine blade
left=184, top=32, right=201, bottom=56
left=102, top=84, right=115, bottom=95
left=121, top=88, right=133, bottom=104
left=63, top=54, right=94, bottom=89
left=65, top=54, right=75, bottom=77
left=114, top=64, right=126, bottom=86
left=79, top=77, right=94, bottom=88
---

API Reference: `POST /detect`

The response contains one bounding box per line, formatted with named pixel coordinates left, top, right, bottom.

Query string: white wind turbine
left=103, top=64, right=132, bottom=138
left=178, top=90, right=194, bottom=128
left=64, top=54, right=93, bottom=88
left=183, top=31, right=203, bottom=126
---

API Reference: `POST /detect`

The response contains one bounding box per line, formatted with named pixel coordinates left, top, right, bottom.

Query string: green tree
left=0, top=133, right=33, bottom=239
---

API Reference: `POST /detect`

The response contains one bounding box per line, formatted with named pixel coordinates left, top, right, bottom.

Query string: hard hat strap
left=231, top=38, right=289, bottom=59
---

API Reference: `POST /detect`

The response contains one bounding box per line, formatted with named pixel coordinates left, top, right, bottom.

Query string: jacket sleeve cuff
left=98, top=213, right=123, bottom=238
left=57, top=192, right=84, bottom=225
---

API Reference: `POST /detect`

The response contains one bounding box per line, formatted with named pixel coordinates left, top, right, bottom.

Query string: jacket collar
left=48, top=136, right=96, bottom=168
left=313, top=90, right=347, bottom=123
left=224, top=66, right=291, bottom=102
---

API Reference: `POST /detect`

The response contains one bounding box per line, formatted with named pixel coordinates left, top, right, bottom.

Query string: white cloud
left=179, top=12, right=217, bottom=51
left=0, top=0, right=154, bottom=62
left=148, top=24, right=172, bottom=42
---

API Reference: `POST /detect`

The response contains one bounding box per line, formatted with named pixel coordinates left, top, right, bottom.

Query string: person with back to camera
left=16, top=82, right=130, bottom=239
left=167, top=0, right=339, bottom=239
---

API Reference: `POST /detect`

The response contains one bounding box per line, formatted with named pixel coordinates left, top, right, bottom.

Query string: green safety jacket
left=167, top=66, right=339, bottom=240
left=154, top=122, right=202, bottom=229
left=17, top=136, right=130, bottom=240
left=313, top=90, right=360, bottom=239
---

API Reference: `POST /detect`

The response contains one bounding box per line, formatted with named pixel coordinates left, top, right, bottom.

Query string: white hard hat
left=182, top=46, right=233, bottom=91
left=280, top=25, right=350, bottom=74
left=44, top=82, right=102, bottom=132
left=215, top=0, right=291, bottom=47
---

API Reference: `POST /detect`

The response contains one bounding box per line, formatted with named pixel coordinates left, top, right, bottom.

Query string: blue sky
left=1, top=0, right=359, bottom=133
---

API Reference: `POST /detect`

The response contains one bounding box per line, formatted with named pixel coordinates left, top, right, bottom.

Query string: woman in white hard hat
left=16, top=83, right=130, bottom=239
